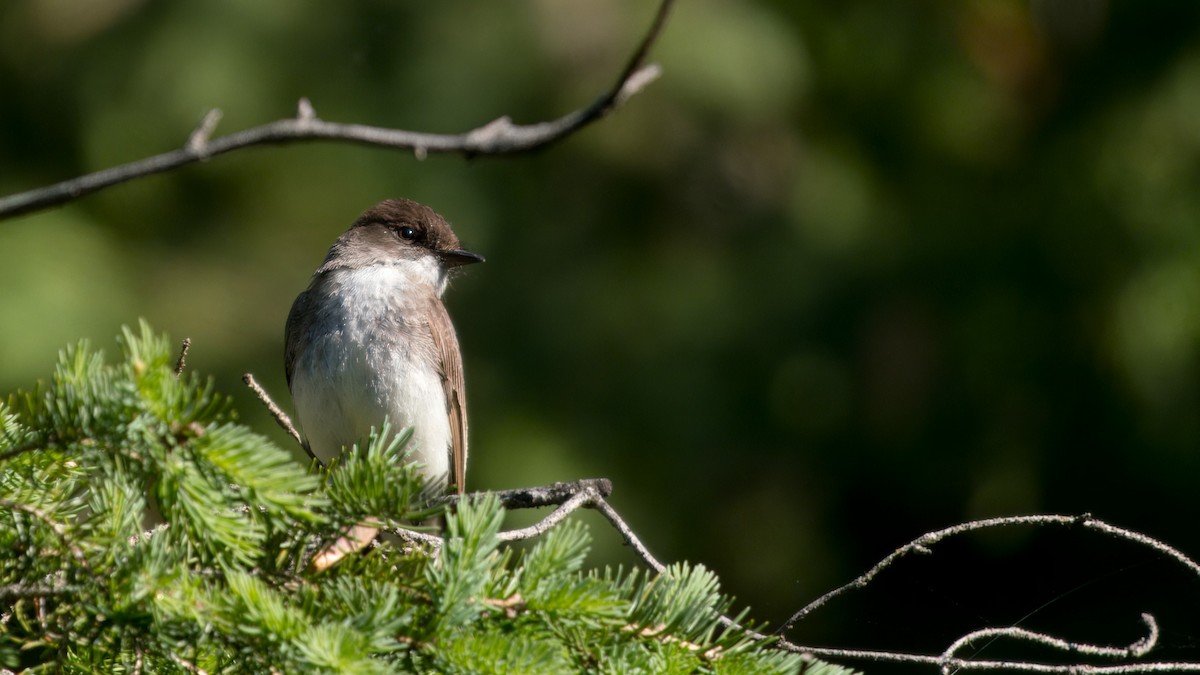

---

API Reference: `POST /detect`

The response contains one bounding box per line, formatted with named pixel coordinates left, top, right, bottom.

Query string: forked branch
left=769, top=514, right=1200, bottom=673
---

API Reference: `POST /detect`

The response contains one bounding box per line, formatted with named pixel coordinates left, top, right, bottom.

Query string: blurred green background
left=4, top=0, right=1200, bottom=663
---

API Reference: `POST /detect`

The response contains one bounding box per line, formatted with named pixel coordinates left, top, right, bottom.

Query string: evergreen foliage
left=0, top=323, right=854, bottom=674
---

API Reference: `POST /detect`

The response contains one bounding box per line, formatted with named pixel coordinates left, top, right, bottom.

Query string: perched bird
left=285, top=199, right=482, bottom=568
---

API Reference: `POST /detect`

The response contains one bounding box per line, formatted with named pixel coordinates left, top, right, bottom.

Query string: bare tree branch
left=450, top=477, right=613, bottom=510
left=483, top=479, right=666, bottom=566
left=778, top=644, right=1200, bottom=674
left=390, top=478, right=657, bottom=567
left=497, top=486, right=598, bottom=542
left=589, top=493, right=668, bottom=573
left=776, top=513, right=1200, bottom=635
left=939, top=613, right=1157, bottom=665
left=0, top=0, right=675, bottom=220
left=768, top=513, right=1200, bottom=673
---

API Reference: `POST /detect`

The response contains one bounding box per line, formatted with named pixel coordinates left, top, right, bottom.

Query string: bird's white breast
left=290, top=264, right=451, bottom=485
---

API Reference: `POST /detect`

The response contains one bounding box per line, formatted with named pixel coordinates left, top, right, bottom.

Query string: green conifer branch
left=0, top=324, right=849, bottom=674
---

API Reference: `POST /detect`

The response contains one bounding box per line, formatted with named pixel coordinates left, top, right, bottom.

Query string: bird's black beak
left=440, top=249, right=485, bottom=268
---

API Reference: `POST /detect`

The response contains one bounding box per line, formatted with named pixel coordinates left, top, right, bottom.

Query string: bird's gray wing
left=284, top=289, right=312, bottom=390
left=427, top=298, right=468, bottom=494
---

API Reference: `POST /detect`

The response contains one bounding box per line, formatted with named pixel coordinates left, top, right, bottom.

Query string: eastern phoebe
left=285, top=199, right=482, bottom=567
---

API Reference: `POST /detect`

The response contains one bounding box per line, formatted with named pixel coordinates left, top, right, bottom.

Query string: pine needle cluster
left=0, top=323, right=853, bottom=674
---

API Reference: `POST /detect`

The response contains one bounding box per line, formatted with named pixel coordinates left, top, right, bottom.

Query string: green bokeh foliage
left=3, top=0, right=1200, bottom=652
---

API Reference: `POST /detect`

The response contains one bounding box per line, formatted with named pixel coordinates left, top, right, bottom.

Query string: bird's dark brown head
left=319, top=199, right=484, bottom=272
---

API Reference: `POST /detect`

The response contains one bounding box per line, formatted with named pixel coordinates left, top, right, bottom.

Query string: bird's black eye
left=398, top=226, right=417, bottom=240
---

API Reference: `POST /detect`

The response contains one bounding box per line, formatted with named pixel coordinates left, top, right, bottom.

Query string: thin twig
left=940, top=613, right=1157, bottom=667
left=770, top=615, right=1200, bottom=673
left=777, top=513, right=1200, bottom=635
left=589, top=495, right=667, bottom=573
left=444, top=478, right=613, bottom=510
left=469, top=479, right=664, bottom=565
left=438, top=476, right=668, bottom=567
left=768, top=513, right=1200, bottom=673
left=389, top=479, right=631, bottom=551
left=241, top=372, right=311, bottom=462
left=0, top=0, right=676, bottom=220
left=1083, top=516, right=1200, bottom=577
left=498, top=487, right=598, bottom=542
left=386, top=479, right=614, bottom=549
left=776, top=644, right=1200, bottom=673
left=606, top=0, right=673, bottom=106
left=389, top=526, right=445, bottom=551
left=173, top=337, right=191, bottom=377
left=187, top=110, right=223, bottom=155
